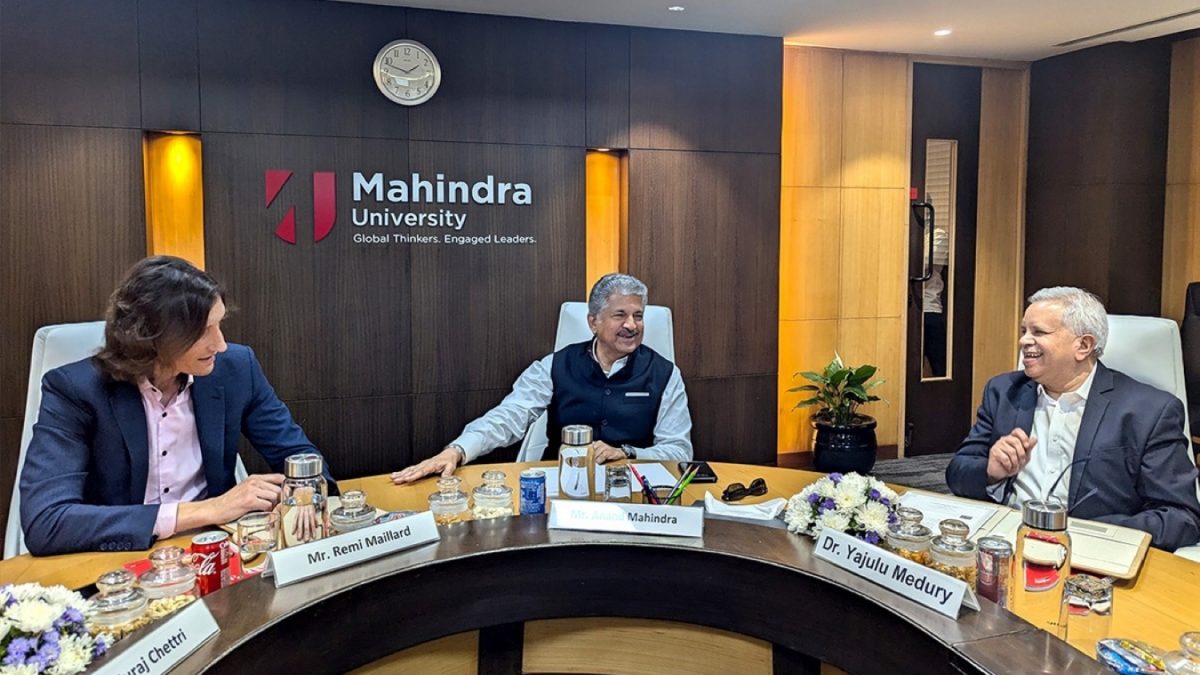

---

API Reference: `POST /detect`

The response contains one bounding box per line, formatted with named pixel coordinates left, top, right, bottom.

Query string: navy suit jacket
left=19, top=344, right=336, bottom=556
left=946, top=362, right=1200, bottom=551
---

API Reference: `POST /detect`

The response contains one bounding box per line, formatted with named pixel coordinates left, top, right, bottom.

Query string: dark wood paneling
left=627, top=149, right=779, bottom=379
left=686, top=375, right=776, bottom=465
left=0, top=124, right=145, bottom=417
left=411, top=390, right=523, bottom=465
left=407, top=10, right=586, bottom=146
left=1025, top=40, right=1170, bottom=315
left=629, top=29, right=781, bottom=153
left=585, top=25, right=630, bottom=149
left=202, top=132, right=413, bottom=402
left=0, top=417, right=22, bottom=555
left=282, top=396, right=413, bottom=481
left=139, top=0, right=200, bottom=131
left=407, top=141, right=584, bottom=394
left=197, top=0, right=408, bottom=137
left=0, top=0, right=140, bottom=127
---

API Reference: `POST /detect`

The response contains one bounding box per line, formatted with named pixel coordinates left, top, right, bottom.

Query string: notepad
left=899, top=492, right=999, bottom=538
left=541, top=462, right=678, bottom=497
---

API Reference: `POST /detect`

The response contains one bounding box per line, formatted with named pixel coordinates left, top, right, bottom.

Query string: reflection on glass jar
left=929, top=519, right=977, bottom=586
left=138, top=545, right=197, bottom=600
left=473, top=470, right=515, bottom=520
left=1165, top=632, right=1200, bottom=674
left=604, top=464, right=632, bottom=503
left=1058, top=574, right=1112, bottom=645
left=886, top=506, right=932, bottom=565
left=278, top=453, right=329, bottom=547
left=558, top=425, right=594, bottom=499
left=330, top=490, right=376, bottom=535
left=428, top=476, right=470, bottom=527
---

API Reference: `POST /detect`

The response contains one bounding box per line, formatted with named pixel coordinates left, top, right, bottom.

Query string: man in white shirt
left=946, top=287, right=1200, bottom=551
left=392, top=273, right=693, bottom=484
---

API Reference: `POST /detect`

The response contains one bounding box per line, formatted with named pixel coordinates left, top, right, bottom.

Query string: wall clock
left=373, top=39, right=441, bottom=106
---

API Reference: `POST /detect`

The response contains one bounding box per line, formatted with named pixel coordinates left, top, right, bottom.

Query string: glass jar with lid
left=473, top=470, right=515, bottom=520
left=279, top=452, right=329, bottom=547
left=885, top=506, right=932, bottom=565
left=1166, top=632, right=1200, bottom=674
left=330, top=489, right=376, bottom=534
left=929, top=519, right=977, bottom=586
left=558, top=424, right=595, bottom=499
left=428, top=476, right=470, bottom=526
left=86, top=569, right=148, bottom=631
left=137, top=546, right=197, bottom=600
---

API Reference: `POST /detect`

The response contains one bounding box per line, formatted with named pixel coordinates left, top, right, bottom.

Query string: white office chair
left=514, top=302, right=676, bottom=461
left=5, top=322, right=249, bottom=559
left=1097, top=315, right=1200, bottom=561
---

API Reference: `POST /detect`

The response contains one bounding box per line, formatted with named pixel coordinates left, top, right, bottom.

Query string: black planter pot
left=811, top=416, right=878, bottom=474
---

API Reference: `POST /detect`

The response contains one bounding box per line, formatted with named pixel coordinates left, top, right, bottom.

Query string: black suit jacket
left=945, top=362, right=1200, bottom=551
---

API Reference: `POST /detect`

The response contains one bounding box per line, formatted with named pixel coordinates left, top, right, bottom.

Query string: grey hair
left=587, top=273, right=648, bottom=316
left=1027, top=286, right=1108, bottom=358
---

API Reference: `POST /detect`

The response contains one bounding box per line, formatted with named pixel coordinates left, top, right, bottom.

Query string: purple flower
left=3, top=650, right=27, bottom=667
left=879, top=497, right=891, bottom=507
left=6, top=637, right=36, bottom=658
left=41, top=628, right=60, bottom=644
left=59, top=607, right=84, bottom=626
left=869, top=488, right=881, bottom=500
left=93, top=635, right=110, bottom=658
left=829, top=472, right=844, bottom=483
left=806, top=493, right=821, bottom=505
left=32, top=640, right=60, bottom=670
left=863, top=531, right=880, bottom=544
left=887, top=511, right=899, bottom=524
left=821, top=498, right=836, bottom=512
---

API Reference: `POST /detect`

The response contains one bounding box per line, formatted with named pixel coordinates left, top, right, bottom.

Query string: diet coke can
left=192, top=531, right=231, bottom=596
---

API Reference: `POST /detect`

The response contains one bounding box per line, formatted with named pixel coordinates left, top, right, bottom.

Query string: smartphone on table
left=677, top=461, right=718, bottom=483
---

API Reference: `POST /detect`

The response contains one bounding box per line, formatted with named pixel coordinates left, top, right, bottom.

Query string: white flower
left=819, top=510, right=851, bottom=533
left=0, top=617, right=11, bottom=640
left=6, top=599, right=59, bottom=633
left=834, top=483, right=867, bottom=510
left=784, top=494, right=816, bottom=534
left=41, top=585, right=86, bottom=615
left=857, top=500, right=891, bottom=535
left=6, top=584, right=44, bottom=603
left=48, top=634, right=93, bottom=675
left=839, top=472, right=869, bottom=496
left=1, top=665, right=41, bottom=675
left=816, top=479, right=837, bottom=499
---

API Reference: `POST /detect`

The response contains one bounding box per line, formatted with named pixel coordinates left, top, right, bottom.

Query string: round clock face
left=373, top=39, right=441, bottom=106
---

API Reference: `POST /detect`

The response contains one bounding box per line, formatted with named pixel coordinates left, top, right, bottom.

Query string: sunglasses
left=722, top=477, right=767, bottom=502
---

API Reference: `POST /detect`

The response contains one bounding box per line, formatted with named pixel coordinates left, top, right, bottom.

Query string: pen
left=665, top=465, right=698, bottom=505
left=627, top=465, right=659, bottom=504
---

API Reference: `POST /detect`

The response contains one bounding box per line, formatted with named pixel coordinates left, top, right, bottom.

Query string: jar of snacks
left=428, top=476, right=470, bottom=526
left=86, top=569, right=148, bottom=637
left=885, top=506, right=932, bottom=564
left=929, top=519, right=977, bottom=586
left=472, top=470, right=515, bottom=520
left=138, top=545, right=197, bottom=600
left=330, top=489, right=376, bottom=534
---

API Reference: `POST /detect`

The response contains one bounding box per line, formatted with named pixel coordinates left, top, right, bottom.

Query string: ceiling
left=340, top=0, right=1200, bottom=61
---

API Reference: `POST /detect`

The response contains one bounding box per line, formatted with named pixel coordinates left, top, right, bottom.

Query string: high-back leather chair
left=1181, top=282, right=1200, bottom=429
left=5, top=321, right=248, bottom=559
left=1101, top=315, right=1200, bottom=560
left=515, top=302, right=675, bottom=461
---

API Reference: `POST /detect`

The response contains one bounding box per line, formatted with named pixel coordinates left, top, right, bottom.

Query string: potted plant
left=789, top=354, right=885, bottom=474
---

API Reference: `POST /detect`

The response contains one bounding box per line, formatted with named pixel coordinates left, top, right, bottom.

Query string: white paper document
left=541, top=462, right=678, bottom=497
left=898, top=492, right=999, bottom=538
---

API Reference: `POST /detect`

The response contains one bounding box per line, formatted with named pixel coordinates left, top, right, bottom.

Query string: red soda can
left=192, top=531, right=231, bottom=596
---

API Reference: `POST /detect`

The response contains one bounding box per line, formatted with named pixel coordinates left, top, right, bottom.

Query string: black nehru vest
left=546, top=340, right=673, bottom=453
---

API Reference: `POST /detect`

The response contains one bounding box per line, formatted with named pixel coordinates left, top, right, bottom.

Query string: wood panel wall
left=0, top=0, right=781, bottom=550
left=1163, top=38, right=1200, bottom=322
left=779, top=47, right=910, bottom=455
left=973, top=68, right=1030, bottom=404
left=1025, top=40, right=1171, bottom=315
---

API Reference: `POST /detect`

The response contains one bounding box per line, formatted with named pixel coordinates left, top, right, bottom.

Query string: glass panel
left=921, top=139, right=956, bottom=381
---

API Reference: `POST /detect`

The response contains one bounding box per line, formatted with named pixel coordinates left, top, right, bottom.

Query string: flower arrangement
left=1, top=584, right=109, bottom=675
left=784, top=472, right=899, bottom=544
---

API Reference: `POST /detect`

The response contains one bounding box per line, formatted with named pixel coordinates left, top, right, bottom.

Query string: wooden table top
left=3, top=461, right=1197, bottom=659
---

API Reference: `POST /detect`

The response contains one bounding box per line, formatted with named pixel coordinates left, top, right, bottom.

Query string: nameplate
left=93, top=599, right=218, bottom=675
left=269, top=511, right=440, bottom=587
left=813, top=528, right=977, bottom=618
left=547, top=499, right=704, bottom=537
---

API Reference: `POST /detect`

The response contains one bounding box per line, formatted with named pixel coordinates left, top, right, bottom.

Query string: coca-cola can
left=192, top=531, right=231, bottom=596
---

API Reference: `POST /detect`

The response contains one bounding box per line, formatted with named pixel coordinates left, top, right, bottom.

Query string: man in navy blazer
left=20, top=257, right=336, bottom=556
left=947, top=287, right=1200, bottom=551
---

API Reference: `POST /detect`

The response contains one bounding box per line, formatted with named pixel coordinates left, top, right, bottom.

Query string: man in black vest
left=392, top=273, right=693, bottom=483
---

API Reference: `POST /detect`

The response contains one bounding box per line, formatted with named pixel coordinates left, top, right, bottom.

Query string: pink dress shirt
left=138, top=376, right=207, bottom=538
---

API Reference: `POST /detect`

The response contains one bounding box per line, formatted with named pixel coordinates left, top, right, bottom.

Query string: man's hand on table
left=592, top=441, right=627, bottom=464
left=391, top=446, right=463, bottom=484
left=176, top=473, right=285, bottom=531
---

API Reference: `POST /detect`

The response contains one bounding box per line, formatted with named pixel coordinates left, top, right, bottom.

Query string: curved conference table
left=3, top=462, right=1198, bottom=674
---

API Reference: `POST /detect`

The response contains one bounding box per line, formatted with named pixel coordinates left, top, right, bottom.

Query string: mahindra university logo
left=265, top=170, right=336, bottom=244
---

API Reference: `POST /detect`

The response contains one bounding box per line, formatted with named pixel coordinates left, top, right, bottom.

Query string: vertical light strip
left=585, top=150, right=625, bottom=292
left=144, top=132, right=206, bottom=268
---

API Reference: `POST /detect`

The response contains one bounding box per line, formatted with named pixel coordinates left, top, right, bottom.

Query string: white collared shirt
left=449, top=341, right=693, bottom=463
left=1003, top=366, right=1097, bottom=507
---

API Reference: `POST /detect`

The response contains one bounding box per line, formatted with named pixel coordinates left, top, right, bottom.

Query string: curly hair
left=94, top=256, right=226, bottom=383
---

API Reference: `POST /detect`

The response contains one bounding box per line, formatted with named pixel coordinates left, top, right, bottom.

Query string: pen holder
left=645, top=486, right=677, bottom=506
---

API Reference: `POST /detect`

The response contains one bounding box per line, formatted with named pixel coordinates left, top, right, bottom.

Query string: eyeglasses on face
left=721, top=477, right=767, bottom=502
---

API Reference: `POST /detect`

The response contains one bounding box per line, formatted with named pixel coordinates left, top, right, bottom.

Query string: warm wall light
left=668, top=6, right=685, bottom=12
left=586, top=150, right=627, bottom=294
left=143, top=132, right=206, bottom=268
left=934, top=28, right=953, bottom=37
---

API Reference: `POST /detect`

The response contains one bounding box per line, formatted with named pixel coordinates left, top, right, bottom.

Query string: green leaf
left=799, top=371, right=825, bottom=383
left=829, top=369, right=849, bottom=387
left=786, top=384, right=820, bottom=392
left=865, top=379, right=886, bottom=390
left=847, top=364, right=877, bottom=386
